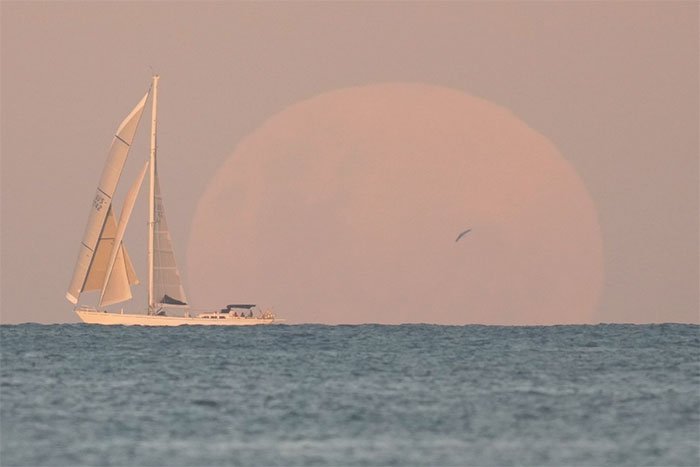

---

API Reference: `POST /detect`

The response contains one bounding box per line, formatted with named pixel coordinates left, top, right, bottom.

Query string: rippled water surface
left=1, top=323, right=698, bottom=466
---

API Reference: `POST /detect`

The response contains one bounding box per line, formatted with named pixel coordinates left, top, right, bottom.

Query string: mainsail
left=66, top=92, right=149, bottom=304
left=99, top=161, right=149, bottom=307
left=152, top=172, right=188, bottom=307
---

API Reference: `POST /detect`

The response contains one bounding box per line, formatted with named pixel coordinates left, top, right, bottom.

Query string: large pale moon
left=187, top=84, right=603, bottom=325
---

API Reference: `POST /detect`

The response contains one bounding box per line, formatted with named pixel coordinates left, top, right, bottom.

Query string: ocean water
left=1, top=323, right=698, bottom=467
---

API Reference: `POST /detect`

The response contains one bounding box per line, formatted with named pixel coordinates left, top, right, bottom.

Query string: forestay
left=99, top=161, right=149, bottom=307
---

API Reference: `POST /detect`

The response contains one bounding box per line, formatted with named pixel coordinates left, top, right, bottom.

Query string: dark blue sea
left=1, top=323, right=698, bottom=466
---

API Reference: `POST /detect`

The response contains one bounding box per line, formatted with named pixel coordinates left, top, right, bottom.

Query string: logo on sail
left=93, top=194, right=106, bottom=212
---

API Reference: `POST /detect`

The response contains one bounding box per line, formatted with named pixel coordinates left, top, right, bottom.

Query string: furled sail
left=66, top=92, right=149, bottom=304
left=152, top=172, right=188, bottom=307
left=99, top=161, right=149, bottom=307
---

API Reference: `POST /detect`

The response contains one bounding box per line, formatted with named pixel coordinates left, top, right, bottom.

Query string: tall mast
left=147, top=75, right=159, bottom=313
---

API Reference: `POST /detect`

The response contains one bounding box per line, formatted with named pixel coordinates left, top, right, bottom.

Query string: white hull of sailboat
left=75, top=309, right=276, bottom=326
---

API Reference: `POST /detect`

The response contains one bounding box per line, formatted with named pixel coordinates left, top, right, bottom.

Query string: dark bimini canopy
left=226, top=304, right=256, bottom=310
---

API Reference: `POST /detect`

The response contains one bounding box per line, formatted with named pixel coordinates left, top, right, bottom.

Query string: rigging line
left=114, top=134, right=130, bottom=146
left=96, top=188, right=111, bottom=199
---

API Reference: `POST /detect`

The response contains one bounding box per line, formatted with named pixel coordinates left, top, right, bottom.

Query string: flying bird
left=455, top=229, right=471, bottom=242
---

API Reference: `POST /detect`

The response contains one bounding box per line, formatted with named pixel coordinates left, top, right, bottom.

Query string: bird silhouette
left=455, top=229, right=471, bottom=242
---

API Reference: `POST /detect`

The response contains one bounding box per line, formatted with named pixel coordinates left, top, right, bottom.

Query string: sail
left=99, top=161, right=149, bottom=307
left=66, top=92, right=149, bottom=304
left=152, top=172, right=188, bottom=306
left=99, top=244, right=133, bottom=307
left=80, top=205, right=138, bottom=293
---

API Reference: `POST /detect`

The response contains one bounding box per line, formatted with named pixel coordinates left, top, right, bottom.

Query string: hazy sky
left=187, top=83, right=604, bottom=325
left=1, top=2, right=697, bottom=324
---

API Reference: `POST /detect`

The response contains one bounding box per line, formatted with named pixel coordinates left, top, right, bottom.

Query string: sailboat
left=66, top=75, right=277, bottom=326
